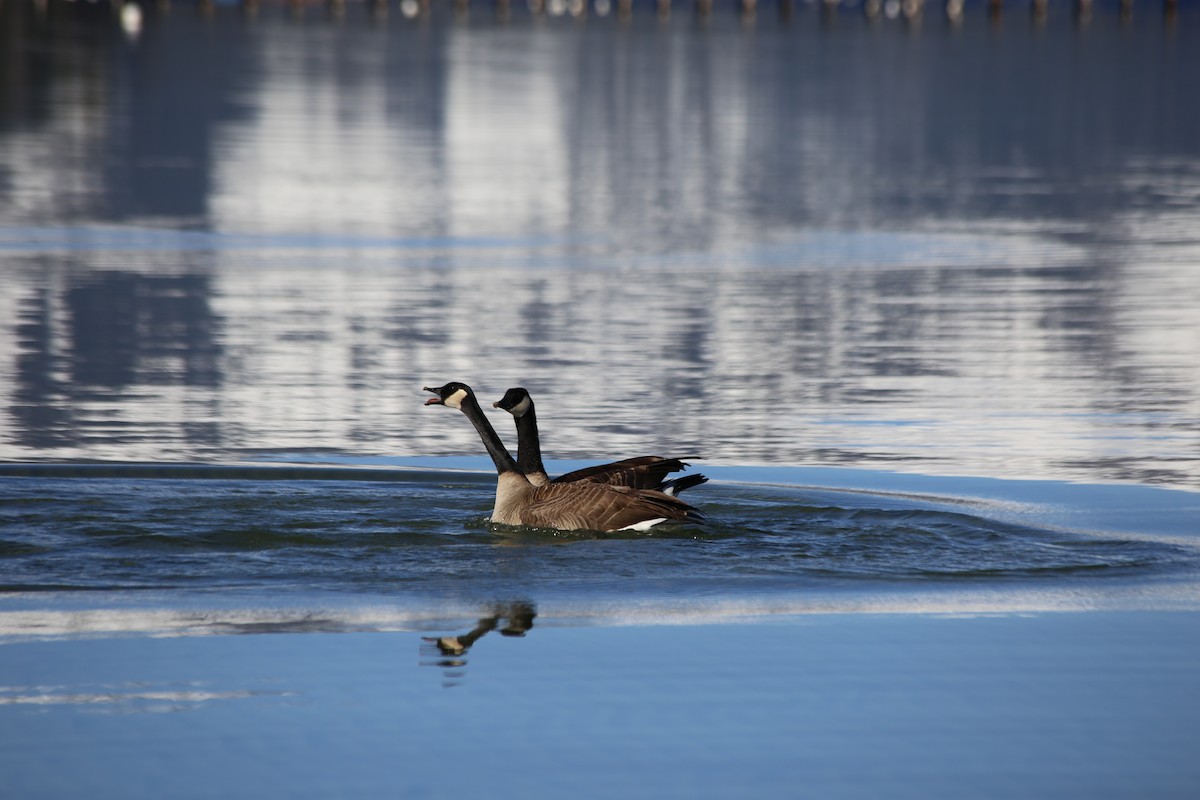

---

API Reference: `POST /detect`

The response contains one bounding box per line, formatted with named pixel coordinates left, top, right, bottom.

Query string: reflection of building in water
left=0, top=1, right=247, bottom=227
left=66, top=272, right=222, bottom=389
left=0, top=44, right=111, bottom=225
left=1, top=11, right=1199, bottom=484
left=207, top=23, right=578, bottom=241
left=441, top=28, right=569, bottom=241
left=208, top=23, right=449, bottom=237
left=421, top=602, right=537, bottom=688
left=9, top=284, right=75, bottom=452
left=7, top=269, right=225, bottom=453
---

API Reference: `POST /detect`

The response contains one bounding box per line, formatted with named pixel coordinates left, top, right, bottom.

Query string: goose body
left=492, top=387, right=708, bottom=496
left=423, top=382, right=704, bottom=532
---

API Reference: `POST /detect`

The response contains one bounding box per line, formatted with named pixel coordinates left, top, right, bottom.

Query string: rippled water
left=2, top=3, right=1200, bottom=622
left=3, top=2, right=1200, bottom=487
left=1, top=461, right=1196, bottom=643
left=4, top=8, right=1200, bottom=799
left=5, top=473, right=1168, bottom=595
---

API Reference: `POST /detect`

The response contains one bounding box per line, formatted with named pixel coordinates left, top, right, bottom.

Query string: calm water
left=2, top=6, right=1200, bottom=798
left=3, top=2, right=1200, bottom=485
left=2, top=1, right=1199, bottom=610
left=2, top=0, right=1200, bottom=607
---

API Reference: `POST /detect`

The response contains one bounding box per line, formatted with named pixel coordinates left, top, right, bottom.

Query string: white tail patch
left=616, top=517, right=668, bottom=532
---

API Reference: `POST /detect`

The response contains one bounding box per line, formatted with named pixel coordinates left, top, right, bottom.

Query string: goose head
left=423, top=382, right=473, bottom=410
left=493, top=387, right=533, bottom=417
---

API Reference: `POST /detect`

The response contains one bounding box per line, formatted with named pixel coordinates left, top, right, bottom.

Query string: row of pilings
left=209, top=0, right=1184, bottom=18
left=24, top=0, right=1186, bottom=23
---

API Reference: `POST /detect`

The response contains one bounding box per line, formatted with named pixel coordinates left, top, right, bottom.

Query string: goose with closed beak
left=492, top=387, right=707, bottom=496
left=423, top=382, right=704, bottom=533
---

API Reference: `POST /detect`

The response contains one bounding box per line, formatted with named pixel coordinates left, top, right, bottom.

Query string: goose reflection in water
left=421, top=602, right=537, bottom=686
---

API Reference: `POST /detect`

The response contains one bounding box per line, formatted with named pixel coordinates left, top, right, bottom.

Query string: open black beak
left=423, top=387, right=444, bottom=406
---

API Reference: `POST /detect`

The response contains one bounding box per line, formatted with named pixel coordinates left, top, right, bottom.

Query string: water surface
left=3, top=7, right=1200, bottom=797
left=2, top=1, right=1199, bottom=486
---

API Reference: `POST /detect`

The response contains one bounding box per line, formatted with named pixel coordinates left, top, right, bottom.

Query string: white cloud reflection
left=0, top=685, right=275, bottom=711
left=2, top=14, right=1200, bottom=489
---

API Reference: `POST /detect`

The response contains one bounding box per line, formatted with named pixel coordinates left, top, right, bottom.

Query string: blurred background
left=2, top=0, right=1199, bottom=486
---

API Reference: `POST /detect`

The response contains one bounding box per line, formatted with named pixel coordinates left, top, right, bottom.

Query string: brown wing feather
left=518, top=481, right=701, bottom=533
left=553, top=456, right=701, bottom=491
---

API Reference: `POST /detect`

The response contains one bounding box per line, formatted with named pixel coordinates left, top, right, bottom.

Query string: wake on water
left=0, top=462, right=1196, bottom=642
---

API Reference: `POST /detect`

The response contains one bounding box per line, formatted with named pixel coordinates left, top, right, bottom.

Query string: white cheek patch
left=511, top=396, right=532, bottom=417
left=445, top=388, right=469, bottom=409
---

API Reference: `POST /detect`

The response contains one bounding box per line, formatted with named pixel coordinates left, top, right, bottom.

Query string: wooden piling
left=1032, top=0, right=1048, bottom=22
left=366, top=0, right=387, bottom=20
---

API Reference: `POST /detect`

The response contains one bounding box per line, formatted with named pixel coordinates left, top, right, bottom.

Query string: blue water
left=1, top=612, right=1197, bottom=800
left=1, top=460, right=1197, bottom=641
left=3, top=5, right=1200, bottom=798
left=1, top=0, right=1199, bottom=642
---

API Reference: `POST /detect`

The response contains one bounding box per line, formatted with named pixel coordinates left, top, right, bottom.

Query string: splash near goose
left=423, top=382, right=705, bottom=533
left=492, top=386, right=708, bottom=496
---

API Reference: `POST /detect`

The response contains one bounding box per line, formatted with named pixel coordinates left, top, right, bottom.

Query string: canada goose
left=422, top=602, right=536, bottom=658
left=423, top=382, right=704, bottom=532
left=492, top=387, right=708, bottom=496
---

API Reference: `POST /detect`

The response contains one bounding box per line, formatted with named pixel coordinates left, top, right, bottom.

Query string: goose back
left=493, top=387, right=708, bottom=496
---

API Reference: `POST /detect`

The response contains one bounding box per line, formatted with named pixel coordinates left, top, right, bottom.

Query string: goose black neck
left=459, top=394, right=519, bottom=475
left=513, top=401, right=547, bottom=477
